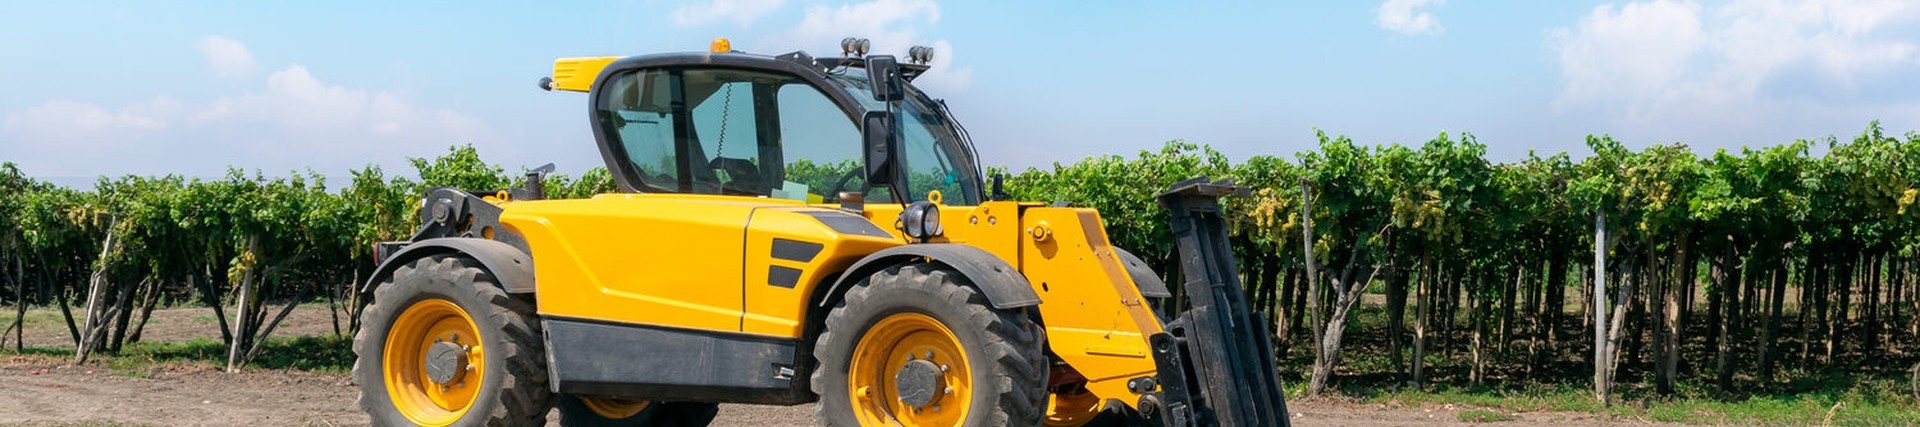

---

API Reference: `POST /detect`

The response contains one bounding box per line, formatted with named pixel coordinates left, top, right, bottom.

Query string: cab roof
left=544, top=50, right=929, bottom=93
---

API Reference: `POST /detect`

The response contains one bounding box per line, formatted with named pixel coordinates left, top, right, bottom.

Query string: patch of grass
left=252, top=335, right=355, bottom=373
left=1274, top=301, right=1920, bottom=426
left=114, top=368, right=155, bottom=378
left=1354, top=381, right=1920, bottom=426
left=2, top=335, right=353, bottom=376
left=3, top=307, right=73, bottom=333
left=2, top=346, right=73, bottom=358
left=1640, top=393, right=1920, bottom=426
left=1365, top=384, right=1604, bottom=413
left=1456, top=408, right=1516, bottom=423
left=113, top=336, right=354, bottom=374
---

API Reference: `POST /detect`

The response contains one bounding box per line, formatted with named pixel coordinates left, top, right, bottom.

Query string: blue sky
left=3, top=0, right=1917, bottom=183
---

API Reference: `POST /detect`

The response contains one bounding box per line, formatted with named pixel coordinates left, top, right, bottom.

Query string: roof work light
left=840, top=37, right=871, bottom=57
left=907, top=45, right=934, bottom=64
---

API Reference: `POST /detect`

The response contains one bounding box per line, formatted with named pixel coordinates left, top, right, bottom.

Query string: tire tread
left=354, top=256, right=551, bottom=427
left=810, top=263, right=1048, bottom=426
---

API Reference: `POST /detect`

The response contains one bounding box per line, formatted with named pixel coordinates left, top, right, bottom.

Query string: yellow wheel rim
left=580, top=397, right=653, bottom=420
left=848, top=312, right=972, bottom=427
left=1044, top=390, right=1102, bottom=426
left=383, top=299, right=486, bottom=426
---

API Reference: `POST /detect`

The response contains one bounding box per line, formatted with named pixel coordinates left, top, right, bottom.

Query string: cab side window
left=687, top=78, right=763, bottom=195
left=775, top=84, right=860, bottom=202
left=598, top=67, right=861, bottom=200
left=899, top=107, right=968, bottom=203
left=600, top=69, right=682, bottom=191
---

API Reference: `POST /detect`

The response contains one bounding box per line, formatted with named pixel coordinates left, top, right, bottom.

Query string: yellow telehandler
left=353, top=38, right=1289, bottom=427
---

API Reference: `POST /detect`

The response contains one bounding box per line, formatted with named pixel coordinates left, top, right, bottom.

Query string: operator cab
left=551, top=38, right=984, bottom=207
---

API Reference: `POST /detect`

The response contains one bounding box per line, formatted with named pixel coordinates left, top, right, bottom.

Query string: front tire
left=811, top=263, right=1048, bottom=426
left=354, top=255, right=552, bottom=426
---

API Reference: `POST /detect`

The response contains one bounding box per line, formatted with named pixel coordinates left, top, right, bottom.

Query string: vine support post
left=1299, top=177, right=1324, bottom=397
left=1593, top=209, right=1609, bottom=406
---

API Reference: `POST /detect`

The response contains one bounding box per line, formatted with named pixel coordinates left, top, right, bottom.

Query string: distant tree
left=410, top=144, right=509, bottom=192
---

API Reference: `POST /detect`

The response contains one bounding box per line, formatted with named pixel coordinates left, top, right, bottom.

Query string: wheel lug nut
left=940, top=364, right=949, bottom=372
left=924, top=351, right=933, bottom=360
left=943, top=387, right=953, bottom=394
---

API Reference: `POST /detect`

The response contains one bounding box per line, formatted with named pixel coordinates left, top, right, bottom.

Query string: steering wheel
left=824, top=168, right=872, bottom=202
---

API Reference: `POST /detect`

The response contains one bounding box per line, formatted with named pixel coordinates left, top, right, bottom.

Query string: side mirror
left=866, top=55, right=904, bottom=102
left=862, top=110, right=896, bottom=187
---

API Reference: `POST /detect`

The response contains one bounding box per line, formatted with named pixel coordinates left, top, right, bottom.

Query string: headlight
left=899, top=201, right=943, bottom=240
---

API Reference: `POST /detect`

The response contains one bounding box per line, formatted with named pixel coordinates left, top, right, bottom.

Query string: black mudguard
left=819, top=244, right=1041, bottom=310
left=360, top=238, right=535, bottom=295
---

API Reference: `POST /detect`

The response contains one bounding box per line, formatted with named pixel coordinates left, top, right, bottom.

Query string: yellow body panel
left=936, top=201, right=1028, bottom=264
left=1015, top=208, right=1163, bottom=401
left=550, top=57, right=619, bottom=92
left=503, top=193, right=783, bottom=331
left=828, top=201, right=1026, bottom=264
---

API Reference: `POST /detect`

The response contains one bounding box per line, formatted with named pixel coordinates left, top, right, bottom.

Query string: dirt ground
left=0, top=307, right=1675, bottom=426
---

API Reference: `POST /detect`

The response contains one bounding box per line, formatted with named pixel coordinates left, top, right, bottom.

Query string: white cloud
left=1553, top=0, right=1707, bottom=113
left=2, top=97, right=180, bottom=143
left=1, top=65, right=497, bottom=177
left=674, top=0, right=787, bottom=27
left=1551, top=0, right=1920, bottom=133
left=196, top=36, right=256, bottom=78
left=770, top=0, right=971, bottom=92
left=191, top=66, right=492, bottom=139
left=1376, top=0, right=1446, bottom=35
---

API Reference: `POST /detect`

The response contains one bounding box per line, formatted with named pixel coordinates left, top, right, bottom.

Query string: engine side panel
left=740, top=208, right=902, bottom=337
left=502, top=193, right=775, bottom=333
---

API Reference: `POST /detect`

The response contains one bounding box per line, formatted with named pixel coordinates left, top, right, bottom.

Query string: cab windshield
left=827, top=69, right=982, bottom=205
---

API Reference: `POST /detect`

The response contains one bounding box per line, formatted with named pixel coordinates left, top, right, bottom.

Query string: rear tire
left=556, top=395, right=718, bottom=427
left=354, top=255, right=552, bottom=426
left=811, top=263, right=1048, bottom=426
